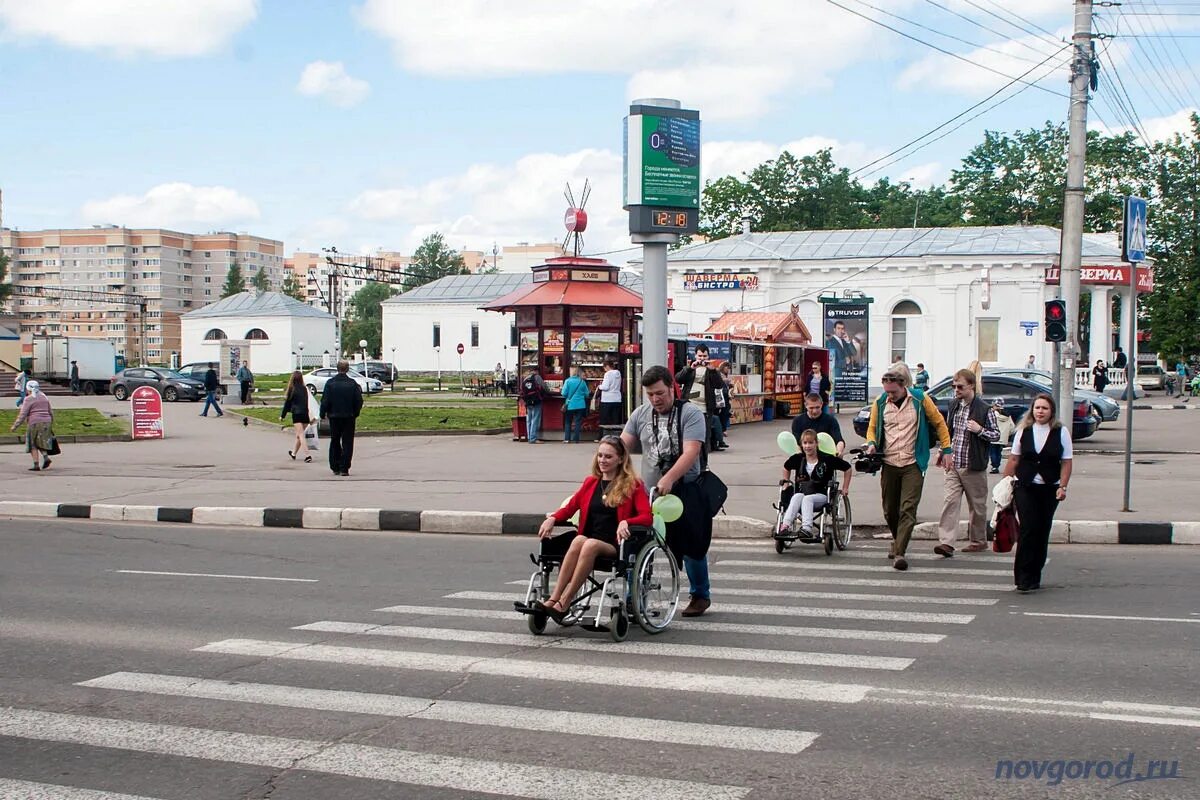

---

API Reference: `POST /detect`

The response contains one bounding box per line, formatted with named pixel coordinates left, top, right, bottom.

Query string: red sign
left=1045, top=265, right=1154, bottom=292
left=456, top=343, right=465, bottom=355
left=130, top=386, right=164, bottom=440
left=564, top=207, right=588, bottom=233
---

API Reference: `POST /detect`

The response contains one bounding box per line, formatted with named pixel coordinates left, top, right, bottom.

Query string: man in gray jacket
left=935, top=368, right=999, bottom=556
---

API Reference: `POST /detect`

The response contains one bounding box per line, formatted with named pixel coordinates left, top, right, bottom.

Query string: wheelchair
left=514, top=524, right=681, bottom=641
left=772, top=474, right=853, bottom=556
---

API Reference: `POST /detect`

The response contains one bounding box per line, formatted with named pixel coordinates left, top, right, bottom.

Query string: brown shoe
left=680, top=596, right=711, bottom=617
left=933, top=544, right=954, bottom=557
left=962, top=542, right=987, bottom=552
left=893, top=557, right=909, bottom=571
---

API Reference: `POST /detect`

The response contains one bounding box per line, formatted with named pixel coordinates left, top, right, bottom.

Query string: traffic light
left=1045, top=299, right=1067, bottom=342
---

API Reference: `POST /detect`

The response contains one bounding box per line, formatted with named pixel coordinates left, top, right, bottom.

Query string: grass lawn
left=1, top=408, right=128, bottom=437
left=240, top=405, right=513, bottom=432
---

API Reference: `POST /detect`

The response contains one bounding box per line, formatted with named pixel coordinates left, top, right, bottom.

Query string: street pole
left=1122, top=261, right=1138, bottom=511
left=1057, top=0, right=1094, bottom=419
left=632, top=235, right=676, bottom=368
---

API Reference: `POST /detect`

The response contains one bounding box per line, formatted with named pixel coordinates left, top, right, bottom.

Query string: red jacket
left=551, top=475, right=653, bottom=533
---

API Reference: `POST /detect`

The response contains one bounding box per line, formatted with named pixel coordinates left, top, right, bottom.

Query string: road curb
left=1, top=501, right=1196, bottom=543
left=234, top=413, right=508, bottom=438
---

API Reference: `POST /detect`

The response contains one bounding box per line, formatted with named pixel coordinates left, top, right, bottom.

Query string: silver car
left=985, top=369, right=1119, bottom=424
left=303, top=367, right=383, bottom=394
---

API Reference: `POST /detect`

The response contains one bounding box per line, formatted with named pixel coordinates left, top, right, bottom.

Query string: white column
left=1116, top=288, right=1131, bottom=356
left=1088, top=286, right=1110, bottom=364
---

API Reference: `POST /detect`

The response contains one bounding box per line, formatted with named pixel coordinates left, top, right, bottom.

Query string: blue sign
left=1123, top=196, right=1147, bottom=263
left=1019, top=321, right=1039, bottom=329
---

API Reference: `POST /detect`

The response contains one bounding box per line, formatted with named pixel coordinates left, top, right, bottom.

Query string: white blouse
left=1012, top=423, right=1073, bottom=485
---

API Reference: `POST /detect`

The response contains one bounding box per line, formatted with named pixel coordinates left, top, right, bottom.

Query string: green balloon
left=817, top=431, right=837, bottom=455
left=777, top=431, right=800, bottom=455
left=652, top=515, right=667, bottom=540
left=652, top=493, right=684, bottom=523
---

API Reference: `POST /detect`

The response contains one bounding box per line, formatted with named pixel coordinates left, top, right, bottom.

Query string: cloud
left=897, top=33, right=1070, bottom=95
left=355, top=0, right=896, bottom=121
left=81, top=183, right=261, bottom=229
left=296, top=61, right=371, bottom=107
left=0, top=0, right=257, bottom=58
left=1094, top=107, right=1199, bottom=143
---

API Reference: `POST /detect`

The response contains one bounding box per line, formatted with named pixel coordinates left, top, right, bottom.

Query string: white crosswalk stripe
left=375, top=604, right=948, bottom=643
left=78, top=672, right=820, bottom=755
left=292, top=620, right=916, bottom=670
left=0, top=707, right=752, bottom=800
left=0, top=779, right=163, bottom=800
left=193, top=639, right=875, bottom=703
left=711, top=573, right=1010, bottom=591
left=450, top=591, right=975, bottom=624
left=712, top=559, right=1013, bottom=577
left=497, top=581, right=998, bottom=605
left=710, top=543, right=1019, bottom=563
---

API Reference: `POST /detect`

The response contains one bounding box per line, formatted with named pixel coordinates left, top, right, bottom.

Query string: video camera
left=851, top=447, right=883, bottom=476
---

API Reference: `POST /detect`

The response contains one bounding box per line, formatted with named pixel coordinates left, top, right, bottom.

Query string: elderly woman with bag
left=10, top=380, right=55, bottom=471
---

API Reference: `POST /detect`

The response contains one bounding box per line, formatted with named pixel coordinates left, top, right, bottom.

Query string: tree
left=0, top=249, right=11, bottom=306
left=252, top=266, right=270, bottom=292
left=403, top=233, right=468, bottom=291
left=280, top=271, right=306, bottom=302
left=340, top=281, right=397, bottom=356
left=221, top=261, right=246, bottom=298
left=949, top=123, right=1069, bottom=226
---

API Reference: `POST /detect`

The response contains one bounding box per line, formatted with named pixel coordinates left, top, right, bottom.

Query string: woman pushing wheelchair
left=534, top=435, right=653, bottom=622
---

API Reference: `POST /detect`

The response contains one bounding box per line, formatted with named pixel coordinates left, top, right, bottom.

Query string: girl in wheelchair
left=778, top=429, right=852, bottom=537
left=534, top=435, right=653, bottom=622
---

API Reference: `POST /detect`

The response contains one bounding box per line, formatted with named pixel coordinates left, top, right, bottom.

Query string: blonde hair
left=885, top=361, right=912, bottom=387
left=799, top=429, right=818, bottom=445
left=592, top=436, right=639, bottom=507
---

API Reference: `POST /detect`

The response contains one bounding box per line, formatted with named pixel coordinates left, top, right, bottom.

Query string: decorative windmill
left=561, top=179, right=591, bottom=257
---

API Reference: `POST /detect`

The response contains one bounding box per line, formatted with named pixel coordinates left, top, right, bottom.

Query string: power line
left=1111, top=7, right=1196, bottom=111
left=1145, top=0, right=1200, bottom=108
left=824, top=0, right=1070, bottom=98
left=921, top=0, right=1064, bottom=59
left=1119, top=0, right=1200, bottom=109
left=969, top=0, right=1062, bottom=43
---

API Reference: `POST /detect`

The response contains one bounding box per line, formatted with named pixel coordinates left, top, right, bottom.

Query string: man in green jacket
left=864, top=362, right=953, bottom=571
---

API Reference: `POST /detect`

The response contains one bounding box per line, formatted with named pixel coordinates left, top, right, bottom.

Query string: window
left=470, top=322, right=480, bottom=348
left=977, top=318, right=999, bottom=363
left=432, top=323, right=441, bottom=348
left=204, top=328, right=227, bottom=340
left=510, top=325, right=519, bottom=347
left=245, top=328, right=269, bottom=340
left=890, top=300, right=921, bottom=364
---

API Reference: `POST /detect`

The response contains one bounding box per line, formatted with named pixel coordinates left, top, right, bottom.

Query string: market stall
left=483, top=255, right=642, bottom=437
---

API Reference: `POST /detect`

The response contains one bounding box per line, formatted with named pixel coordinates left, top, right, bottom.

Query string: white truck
left=31, top=336, right=123, bottom=395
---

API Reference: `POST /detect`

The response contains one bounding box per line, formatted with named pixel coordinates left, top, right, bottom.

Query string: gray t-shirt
left=624, top=401, right=706, bottom=488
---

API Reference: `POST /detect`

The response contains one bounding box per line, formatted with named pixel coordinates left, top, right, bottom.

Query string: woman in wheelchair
left=778, top=429, right=852, bottom=536
left=535, top=435, right=653, bottom=621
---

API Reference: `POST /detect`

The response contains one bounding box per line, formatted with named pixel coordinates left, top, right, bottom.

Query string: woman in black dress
left=280, top=370, right=312, bottom=462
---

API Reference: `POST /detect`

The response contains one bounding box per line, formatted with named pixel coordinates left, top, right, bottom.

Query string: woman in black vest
left=1002, top=393, right=1073, bottom=592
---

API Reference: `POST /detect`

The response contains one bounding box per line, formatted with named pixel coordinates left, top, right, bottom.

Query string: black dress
left=584, top=480, right=619, bottom=547
left=282, top=388, right=311, bottom=425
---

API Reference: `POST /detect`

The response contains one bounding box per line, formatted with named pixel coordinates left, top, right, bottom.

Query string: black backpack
left=522, top=375, right=542, bottom=406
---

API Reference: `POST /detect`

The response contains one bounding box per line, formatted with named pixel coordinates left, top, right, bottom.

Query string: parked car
left=1135, top=364, right=1166, bottom=390
left=177, top=362, right=228, bottom=395
left=303, top=367, right=382, bottom=395
left=111, top=367, right=205, bottom=402
left=852, top=375, right=1099, bottom=442
left=355, top=360, right=398, bottom=382
left=985, top=368, right=1119, bottom=424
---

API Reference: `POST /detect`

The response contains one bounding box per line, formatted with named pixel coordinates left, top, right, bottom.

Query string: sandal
left=288, top=450, right=296, bottom=460
left=304, top=455, right=312, bottom=463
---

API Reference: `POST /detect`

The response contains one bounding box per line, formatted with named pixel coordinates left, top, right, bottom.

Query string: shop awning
left=482, top=280, right=643, bottom=312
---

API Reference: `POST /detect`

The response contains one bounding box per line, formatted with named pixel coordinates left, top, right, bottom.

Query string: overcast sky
left=0, top=0, right=1195, bottom=262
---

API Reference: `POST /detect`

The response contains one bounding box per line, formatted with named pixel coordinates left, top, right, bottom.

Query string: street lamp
left=492, top=241, right=499, bottom=272
left=390, top=346, right=397, bottom=391
left=359, top=338, right=368, bottom=365
left=297, top=341, right=305, bottom=370
left=435, top=346, right=441, bottom=392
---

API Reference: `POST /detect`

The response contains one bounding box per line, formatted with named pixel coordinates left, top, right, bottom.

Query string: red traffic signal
left=1045, top=299, right=1067, bottom=342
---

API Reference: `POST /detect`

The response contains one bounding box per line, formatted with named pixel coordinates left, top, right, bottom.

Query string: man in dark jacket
left=790, top=393, right=845, bottom=456
left=675, top=344, right=727, bottom=451
left=319, top=360, right=364, bottom=476
left=935, top=368, right=999, bottom=556
left=200, top=363, right=224, bottom=417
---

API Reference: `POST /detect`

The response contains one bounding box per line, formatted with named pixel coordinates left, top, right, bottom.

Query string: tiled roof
left=184, top=291, right=334, bottom=319
left=385, top=270, right=645, bottom=304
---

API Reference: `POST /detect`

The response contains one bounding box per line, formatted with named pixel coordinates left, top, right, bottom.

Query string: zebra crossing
left=2, top=538, right=1027, bottom=799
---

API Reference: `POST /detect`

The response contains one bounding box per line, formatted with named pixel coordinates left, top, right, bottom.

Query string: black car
left=356, top=360, right=398, bottom=382
left=111, top=367, right=205, bottom=402
left=852, top=375, right=1099, bottom=442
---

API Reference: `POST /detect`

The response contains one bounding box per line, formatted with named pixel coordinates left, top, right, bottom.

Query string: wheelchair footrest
left=578, top=623, right=610, bottom=633
left=513, top=601, right=539, bottom=615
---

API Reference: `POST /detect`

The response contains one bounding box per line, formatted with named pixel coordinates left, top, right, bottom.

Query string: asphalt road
left=1, top=519, right=1197, bottom=799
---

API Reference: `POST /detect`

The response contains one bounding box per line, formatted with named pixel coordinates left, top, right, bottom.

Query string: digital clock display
left=653, top=210, right=691, bottom=229
left=628, top=205, right=698, bottom=235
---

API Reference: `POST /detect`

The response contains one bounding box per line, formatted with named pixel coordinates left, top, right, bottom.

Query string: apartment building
left=286, top=250, right=412, bottom=312
left=0, top=226, right=284, bottom=363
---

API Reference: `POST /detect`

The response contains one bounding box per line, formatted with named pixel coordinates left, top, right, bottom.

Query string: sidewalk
left=2, top=394, right=1199, bottom=542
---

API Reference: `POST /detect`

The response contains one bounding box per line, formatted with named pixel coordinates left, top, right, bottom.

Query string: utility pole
left=1057, top=0, right=1094, bottom=418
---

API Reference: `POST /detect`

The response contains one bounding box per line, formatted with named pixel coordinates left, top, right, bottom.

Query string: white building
left=381, top=270, right=644, bottom=373
left=660, top=225, right=1148, bottom=385
left=181, top=291, right=337, bottom=374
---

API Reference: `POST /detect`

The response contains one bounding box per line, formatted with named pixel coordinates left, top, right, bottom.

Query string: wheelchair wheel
left=609, top=608, right=629, bottom=642
left=631, top=541, right=681, bottom=634
left=527, top=611, right=548, bottom=635
left=837, top=494, right=853, bottom=548
left=774, top=536, right=787, bottom=554
left=823, top=518, right=835, bottom=556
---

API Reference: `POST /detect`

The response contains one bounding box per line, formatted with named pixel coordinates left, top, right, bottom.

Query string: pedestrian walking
left=621, top=365, right=712, bottom=617
left=863, top=362, right=952, bottom=571
left=14, top=368, right=28, bottom=408
left=675, top=344, right=726, bottom=452
left=934, top=368, right=1000, bottom=557
left=806, top=360, right=832, bottom=410
left=1092, top=360, right=1109, bottom=393
left=988, top=399, right=1015, bottom=474
left=236, top=361, right=254, bottom=404
left=319, top=360, right=363, bottom=476
left=1002, top=393, right=1073, bottom=592
left=280, top=370, right=313, bottom=463
left=790, top=393, right=846, bottom=456
left=597, top=359, right=624, bottom=425
left=199, top=363, right=223, bottom=417
left=560, top=366, right=590, bottom=443
left=914, top=363, right=930, bottom=390
left=521, top=367, right=549, bottom=443
left=69, top=360, right=80, bottom=394
left=9, top=380, right=55, bottom=471
left=1112, top=346, right=1127, bottom=370
left=718, top=362, right=734, bottom=437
